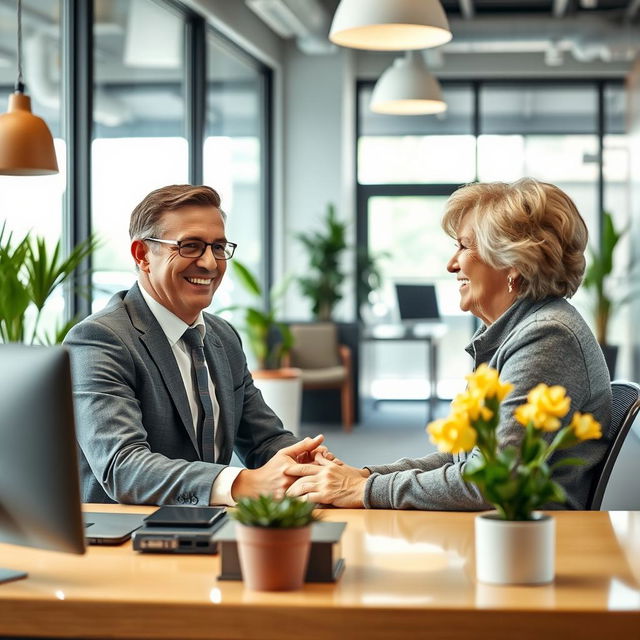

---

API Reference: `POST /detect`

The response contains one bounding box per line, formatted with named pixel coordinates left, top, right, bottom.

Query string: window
left=0, top=0, right=65, bottom=339
left=91, top=0, right=188, bottom=311
left=357, top=79, right=627, bottom=395
left=203, top=33, right=269, bottom=320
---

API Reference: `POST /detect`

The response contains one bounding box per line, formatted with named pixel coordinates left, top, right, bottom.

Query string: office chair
left=586, top=380, right=640, bottom=510
left=284, top=323, right=354, bottom=432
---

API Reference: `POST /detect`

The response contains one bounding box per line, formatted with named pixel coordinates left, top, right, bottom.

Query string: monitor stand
left=0, top=567, right=27, bottom=584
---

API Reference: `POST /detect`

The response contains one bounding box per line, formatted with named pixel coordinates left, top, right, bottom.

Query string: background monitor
left=395, top=284, right=440, bottom=322
left=0, top=344, right=85, bottom=584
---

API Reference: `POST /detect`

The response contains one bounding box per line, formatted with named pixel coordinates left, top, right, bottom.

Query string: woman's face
left=446, top=215, right=517, bottom=325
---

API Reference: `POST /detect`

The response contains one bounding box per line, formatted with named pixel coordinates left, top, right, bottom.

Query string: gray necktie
left=182, top=328, right=215, bottom=463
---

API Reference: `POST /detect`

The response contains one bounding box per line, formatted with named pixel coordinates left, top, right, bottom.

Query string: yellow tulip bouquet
left=427, top=364, right=602, bottom=521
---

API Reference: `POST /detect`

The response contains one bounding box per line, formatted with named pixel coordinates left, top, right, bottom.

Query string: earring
left=507, top=276, right=514, bottom=294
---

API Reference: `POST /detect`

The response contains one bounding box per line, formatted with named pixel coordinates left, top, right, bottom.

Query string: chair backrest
left=288, top=323, right=340, bottom=369
left=586, top=380, right=640, bottom=510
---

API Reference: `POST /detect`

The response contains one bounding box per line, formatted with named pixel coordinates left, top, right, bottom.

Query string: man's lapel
left=124, top=283, right=200, bottom=457
left=203, top=322, right=235, bottom=464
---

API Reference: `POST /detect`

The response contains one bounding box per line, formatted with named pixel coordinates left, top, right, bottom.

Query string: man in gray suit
left=65, top=184, right=327, bottom=505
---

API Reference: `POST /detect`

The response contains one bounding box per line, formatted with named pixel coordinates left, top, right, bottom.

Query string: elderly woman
left=286, top=178, right=611, bottom=510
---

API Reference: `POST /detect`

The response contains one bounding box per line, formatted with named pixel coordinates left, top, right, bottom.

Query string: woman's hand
left=284, top=456, right=369, bottom=508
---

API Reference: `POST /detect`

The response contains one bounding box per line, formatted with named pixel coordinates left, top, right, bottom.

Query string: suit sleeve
left=362, top=319, right=588, bottom=510
left=65, top=318, right=222, bottom=505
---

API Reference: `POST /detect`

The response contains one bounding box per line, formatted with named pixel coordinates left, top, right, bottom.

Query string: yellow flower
left=465, top=364, right=513, bottom=402
left=570, top=412, right=602, bottom=441
left=427, top=413, right=477, bottom=454
left=527, top=383, right=571, bottom=418
left=514, top=403, right=562, bottom=432
left=451, top=387, right=493, bottom=422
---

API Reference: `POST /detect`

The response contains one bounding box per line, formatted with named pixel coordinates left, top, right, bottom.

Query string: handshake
left=231, top=434, right=370, bottom=509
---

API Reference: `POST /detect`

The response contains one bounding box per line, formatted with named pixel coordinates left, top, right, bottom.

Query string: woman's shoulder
left=505, top=297, right=599, bottom=358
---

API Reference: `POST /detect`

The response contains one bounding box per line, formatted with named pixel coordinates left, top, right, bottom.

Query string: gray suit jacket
left=64, top=283, right=298, bottom=505
left=363, top=297, right=612, bottom=511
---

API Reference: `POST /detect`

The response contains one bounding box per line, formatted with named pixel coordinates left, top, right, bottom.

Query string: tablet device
left=143, top=506, right=226, bottom=528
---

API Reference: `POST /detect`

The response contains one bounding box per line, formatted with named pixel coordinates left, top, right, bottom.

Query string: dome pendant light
left=329, top=0, right=452, bottom=52
left=370, top=51, right=446, bottom=115
left=0, top=0, right=59, bottom=175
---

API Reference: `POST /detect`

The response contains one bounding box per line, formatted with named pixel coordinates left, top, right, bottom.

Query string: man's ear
left=131, top=240, right=150, bottom=273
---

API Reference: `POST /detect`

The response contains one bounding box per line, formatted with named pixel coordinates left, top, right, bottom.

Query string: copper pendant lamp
left=0, top=0, right=59, bottom=175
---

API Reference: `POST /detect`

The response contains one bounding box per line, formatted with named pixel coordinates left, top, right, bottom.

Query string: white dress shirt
left=139, top=285, right=242, bottom=505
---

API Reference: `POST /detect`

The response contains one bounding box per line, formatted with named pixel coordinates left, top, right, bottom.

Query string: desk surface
left=0, top=506, right=639, bottom=639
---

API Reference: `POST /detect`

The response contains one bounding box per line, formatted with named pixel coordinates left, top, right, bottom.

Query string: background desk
left=0, top=506, right=639, bottom=639
left=362, top=322, right=447, bottom=420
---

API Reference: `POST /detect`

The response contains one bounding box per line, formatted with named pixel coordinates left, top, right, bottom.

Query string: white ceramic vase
left=475, top=511, right=555, bottom=585
left=252, top=368, right=302, bottom=436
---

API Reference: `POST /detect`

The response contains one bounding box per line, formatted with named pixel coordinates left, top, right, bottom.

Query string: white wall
left=280, top=42, right=356, bottom=320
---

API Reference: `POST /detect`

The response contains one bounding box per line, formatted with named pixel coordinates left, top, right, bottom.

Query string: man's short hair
left=129, top=184, right=224, bottom=241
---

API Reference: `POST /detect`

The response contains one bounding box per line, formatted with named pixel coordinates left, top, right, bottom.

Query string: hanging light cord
left=15, top=0, right=24, bottom=93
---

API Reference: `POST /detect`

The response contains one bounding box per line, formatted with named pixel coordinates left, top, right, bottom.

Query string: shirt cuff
left=210, top=466, right=244, bottom=506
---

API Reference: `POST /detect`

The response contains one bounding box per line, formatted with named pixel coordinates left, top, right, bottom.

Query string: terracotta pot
left=475, top=511, right=555, bottom=585
left=236, top=524, right=311, bottom=591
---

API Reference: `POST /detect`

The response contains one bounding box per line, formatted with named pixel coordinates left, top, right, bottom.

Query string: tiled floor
left=300, top=398, right=640, bottom=511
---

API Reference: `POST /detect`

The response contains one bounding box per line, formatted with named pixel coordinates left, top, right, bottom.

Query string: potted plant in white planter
left=229, top=494, right=319, bottom=591
left=222, top=261, right=302, bottom=435
left=427, top=364, right=602, bottom=585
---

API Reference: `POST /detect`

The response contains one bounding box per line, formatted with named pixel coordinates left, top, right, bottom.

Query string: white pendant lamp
left=370, top=51, right=446, bottom=115
left=0, top=0, right=59, bottom=175
left=329, top=0, right=452, bottom=51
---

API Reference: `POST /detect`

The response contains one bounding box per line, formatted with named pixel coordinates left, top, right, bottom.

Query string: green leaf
left=550, top=457, right=585, bottom=470
left=232, top=260, right=262, bottom=297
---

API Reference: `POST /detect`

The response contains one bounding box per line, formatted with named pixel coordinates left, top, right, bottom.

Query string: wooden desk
left=0, top=506, right=639, bottom=639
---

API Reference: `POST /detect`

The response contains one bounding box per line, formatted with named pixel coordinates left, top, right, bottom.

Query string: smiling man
left=65, top=185, right=327, bottom=506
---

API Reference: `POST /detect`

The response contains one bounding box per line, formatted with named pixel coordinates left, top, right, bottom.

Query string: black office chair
left=586, top=380, right=640, bottom=510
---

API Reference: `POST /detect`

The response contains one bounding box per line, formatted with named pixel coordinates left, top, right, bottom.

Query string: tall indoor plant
left=427, top=364, right=601, bottom=584
left=582, top=210, right=628, bottom=376
left=0, top=224, right=98, bottom=344
left=230, top=494, right=318, bottom=591
left=296, top=203, right=347, bottom=321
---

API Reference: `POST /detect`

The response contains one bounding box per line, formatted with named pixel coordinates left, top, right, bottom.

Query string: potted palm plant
left=0, top=224, right=98, bottom=344
left=223, top=261, right=302, bottom=434
left=582, top=211, right=627, bottom=377
left=427, top=364, right=602, bottom=585
left=229, top=494, right=319, bottom=591
left=296, top=203, right=347, bottom=322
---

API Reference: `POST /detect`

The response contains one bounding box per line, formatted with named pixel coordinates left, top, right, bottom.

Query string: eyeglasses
left=144, top=238, right=237, bottom=260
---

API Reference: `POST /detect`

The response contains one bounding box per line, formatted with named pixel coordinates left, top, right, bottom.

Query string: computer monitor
left=0, top=344, right=85, bottom=584
left=395, top=284, right=440, bottom=322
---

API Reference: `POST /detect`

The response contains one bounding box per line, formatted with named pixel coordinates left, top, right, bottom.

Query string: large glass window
left=203, top=34, right=269, bottom=323
left=357, top=79, right=627, bottom=396
left=358, top=84, right=475, bottom=184
left=91, top=0, right=188, bottom=311
left=0, top=0, right=65, bottom=339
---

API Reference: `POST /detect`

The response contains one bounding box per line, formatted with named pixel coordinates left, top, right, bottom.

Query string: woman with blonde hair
left=285, top=178, right=611, bottom=511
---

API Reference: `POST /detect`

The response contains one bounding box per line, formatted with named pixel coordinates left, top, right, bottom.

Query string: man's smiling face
left=134, top=205, right=227, bottom=324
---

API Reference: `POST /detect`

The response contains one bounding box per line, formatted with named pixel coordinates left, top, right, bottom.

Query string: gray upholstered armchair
left=284, top=322, right=354, bottom=432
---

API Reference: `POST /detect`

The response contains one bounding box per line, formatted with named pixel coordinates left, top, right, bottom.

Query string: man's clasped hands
left=231, top=434, right=369, bottom=508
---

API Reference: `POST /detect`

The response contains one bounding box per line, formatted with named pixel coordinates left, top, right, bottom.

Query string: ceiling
left=439, top=1, right=638, bottom=19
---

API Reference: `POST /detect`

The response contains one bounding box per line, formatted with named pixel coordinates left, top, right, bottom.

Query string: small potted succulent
left=229, top=494, right=319, bottom=591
